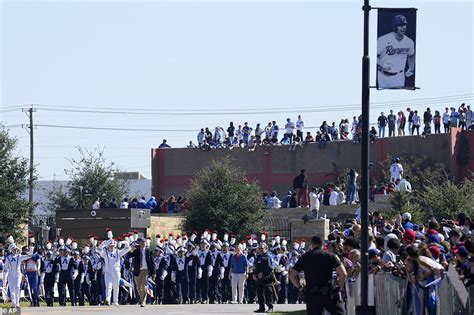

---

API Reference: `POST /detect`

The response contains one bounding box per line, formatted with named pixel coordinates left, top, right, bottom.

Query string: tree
left=48, top=147, right=129, bottom=210
left=0, top=127, right=33, bottom=243
left=388, top=191, right=424, bottom=223
left=182, top=157, right=264, bottom=239
left=420, top=177, right=474, bottom=219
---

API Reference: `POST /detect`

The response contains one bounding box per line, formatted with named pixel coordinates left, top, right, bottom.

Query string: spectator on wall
left=293, top=169, right=309, bottom=207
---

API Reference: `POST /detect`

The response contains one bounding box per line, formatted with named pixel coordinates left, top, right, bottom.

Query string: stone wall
left=291, top=219, right=329, bottom=241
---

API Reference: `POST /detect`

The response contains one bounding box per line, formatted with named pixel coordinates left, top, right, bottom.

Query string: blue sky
left=1, top=0, right=473, bottom=180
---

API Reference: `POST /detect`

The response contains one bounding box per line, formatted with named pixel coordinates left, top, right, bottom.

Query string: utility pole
left=23, top=105, right=36, bottom=205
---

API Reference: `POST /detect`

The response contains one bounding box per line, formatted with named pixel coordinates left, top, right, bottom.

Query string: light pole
left=356, top=0, right=375, bottom=314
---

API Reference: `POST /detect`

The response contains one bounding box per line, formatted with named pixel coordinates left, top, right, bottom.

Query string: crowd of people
left=92, top=195, right=189, bottom=214
left=163, top=103, right=474, bottom=151
left=1, top=230, right=310, bottom=311
left=263, top=158, right=410, bottom=216
left=1, top=209, right=473, bottom=313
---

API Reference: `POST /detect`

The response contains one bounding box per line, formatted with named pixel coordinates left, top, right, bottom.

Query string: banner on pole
left=377, top=8, right=417, bottom=90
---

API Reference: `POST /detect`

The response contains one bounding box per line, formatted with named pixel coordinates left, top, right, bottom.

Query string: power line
left=36, top=124, right=198, bottom=132
left=25, top=96, right=474, bottom=116
left=6, top=93, right=472, bottom=115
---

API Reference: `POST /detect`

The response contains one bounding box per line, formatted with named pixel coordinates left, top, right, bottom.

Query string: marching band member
left=3, top=243, right=33, bottom=308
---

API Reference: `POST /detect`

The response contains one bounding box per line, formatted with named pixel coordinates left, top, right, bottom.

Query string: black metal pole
left=356, top=1, right=375, bottom=314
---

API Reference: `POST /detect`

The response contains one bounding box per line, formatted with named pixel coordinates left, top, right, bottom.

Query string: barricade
left=344, top=272, right=473, bottom=315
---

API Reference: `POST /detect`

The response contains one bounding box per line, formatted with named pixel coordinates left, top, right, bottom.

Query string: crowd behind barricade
left=167, top=103, right=473, bottom=151
left=91, top=195, right=189, bottom=214
left=1, top=210, right=473, bottom=313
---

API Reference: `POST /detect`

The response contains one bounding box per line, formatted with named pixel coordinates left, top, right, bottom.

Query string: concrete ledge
left=291, top=219, right=329, bottom=241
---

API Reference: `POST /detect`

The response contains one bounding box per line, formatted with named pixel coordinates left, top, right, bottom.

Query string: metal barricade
left=358, top=272, right=474, bottom=315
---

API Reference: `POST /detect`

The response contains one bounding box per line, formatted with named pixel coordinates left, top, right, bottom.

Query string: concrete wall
left=291, top=219, right=329, bottom=241
left=152, top=130, right=468, bottom=198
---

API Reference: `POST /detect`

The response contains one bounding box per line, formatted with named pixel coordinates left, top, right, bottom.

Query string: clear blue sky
left=1, top=0, right=473, bottom=180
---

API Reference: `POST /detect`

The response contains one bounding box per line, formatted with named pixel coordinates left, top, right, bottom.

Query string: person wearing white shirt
left=389, top=158, right=404, bottom=183
left=197, top=129, right=206, bottom=147
left=398, top=176, right=412, bottom=192
left=3, top=244, right=33, bottom=307
left=296, top=115, right=304, bottom=140
left=284, top=118, right=295, bottom=141
left=92, top=198, right=100, bottom=210
left=329, top=188, right=338, bottom=206
left=119, top=198, right=129, bottom=209
left=442, top=107, right=451, bottom=133
left=99, top=239, right=131, bottom=306
left=302, top=187, right=322, bottom=223
left=268, top=192, right=281, bottom=209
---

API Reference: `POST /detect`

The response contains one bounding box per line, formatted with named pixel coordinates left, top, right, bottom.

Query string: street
left=19, top=304, right=305, bottom=315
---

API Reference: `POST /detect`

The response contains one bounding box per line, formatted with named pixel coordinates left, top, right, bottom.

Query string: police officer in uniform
left=253, top=243, right=273, bottom=313
left=289, top=235, right=347, bottom=315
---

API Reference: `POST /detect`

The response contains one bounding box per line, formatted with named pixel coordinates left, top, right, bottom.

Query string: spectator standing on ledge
left=293, top=169, right=309, bottom=207
left=466, top=105, right=473, bottom=129
left=227, top=122, right=235, bottom=138
left=285, top=118, right=295, bottom=142
left=387, top=110, right=397, bottom=137
left=346, top=169, right=358, bottom=204
left=296, top=115, right=304, bottom=140
left=407, top=108, right=414, bottom=135
left=412, top=110, right=421, bottom=135
left=442, top=107, right=451, bottom=132
left=158, top=139, right=171, bottom=148
left=397, top=111, right=406, bottom=136
left=377, top=112, right=388, bottom=138
left=290, top=235, right=347, bottom=315
left=433, top=110, right=441, bottom=134
left=423, top=107, right=432, bottom=132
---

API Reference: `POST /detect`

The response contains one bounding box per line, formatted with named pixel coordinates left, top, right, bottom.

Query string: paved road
left=20, top=304, right=305, bottom=315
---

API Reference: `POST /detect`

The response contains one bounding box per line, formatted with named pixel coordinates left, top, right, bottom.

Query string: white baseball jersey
left=377, top=32, right=414, bottom=88
left=390, top=163, right=404, bottom=181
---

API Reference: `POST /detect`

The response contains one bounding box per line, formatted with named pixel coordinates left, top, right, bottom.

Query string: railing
left=30, top=215, right=55, bottom=227
left=345, top=272, right=473, bottom=315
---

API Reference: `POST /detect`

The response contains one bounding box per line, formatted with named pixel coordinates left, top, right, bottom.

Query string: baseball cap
left=403, top=229, right=416, bottom=243
left=368, top=248, right=380, bottom=259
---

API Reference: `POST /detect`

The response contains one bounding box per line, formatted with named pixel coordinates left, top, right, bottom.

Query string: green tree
left=182, top=157, right=264, bottom=238
left=0, top=127, right=33, bottom=243
left=388, top=191, right=425, bottom=223
left=48, top=147, right=129, bottom=210
left=420, top=177, right=474, bottom=219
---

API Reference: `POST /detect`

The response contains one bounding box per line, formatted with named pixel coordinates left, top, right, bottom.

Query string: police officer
left=253, top=243, right=274, bottom=313
left=289, top=235, right=347, bottom=315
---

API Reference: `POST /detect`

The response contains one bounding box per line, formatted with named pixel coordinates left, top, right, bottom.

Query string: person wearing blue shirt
left=229, top=244, right=249, bottom=304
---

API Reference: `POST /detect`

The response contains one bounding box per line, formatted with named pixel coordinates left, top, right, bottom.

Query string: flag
left=146, top=278, right=155, bottom=298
